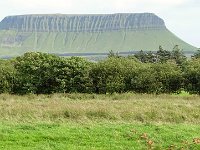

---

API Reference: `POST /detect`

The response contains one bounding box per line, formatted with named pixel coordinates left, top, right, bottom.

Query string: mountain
left=0, top=13, right=196, bottom=57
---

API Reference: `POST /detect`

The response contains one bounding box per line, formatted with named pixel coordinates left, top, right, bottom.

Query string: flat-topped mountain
left=0, top=13, right=196, bottom=57
left=0, top=13, right=165, bottom=32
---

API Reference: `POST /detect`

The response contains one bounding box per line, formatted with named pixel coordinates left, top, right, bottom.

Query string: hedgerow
left=0, top=51, right=199, bottom=94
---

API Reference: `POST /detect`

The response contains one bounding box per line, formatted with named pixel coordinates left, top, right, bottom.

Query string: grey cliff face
left=0, top=13, right=166, bottom=32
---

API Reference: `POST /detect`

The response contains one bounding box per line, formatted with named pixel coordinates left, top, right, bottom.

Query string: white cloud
left=7, top=0, right=72, bottom=11
left=3, top=0, right=190, bottom=13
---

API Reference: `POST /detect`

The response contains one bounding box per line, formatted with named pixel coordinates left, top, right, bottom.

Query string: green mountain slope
left=0, top=13, right=196, bottom=57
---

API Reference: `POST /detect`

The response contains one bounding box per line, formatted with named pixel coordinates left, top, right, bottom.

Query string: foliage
left=192, top=49, right=200, bottom=59
left=125, top=63, right=158, bottom=93
left=108, top=50, right=121, bottom=58
left=60, top=57, right=93, bottom=93
left=170, top=45, right=187, bottom=65
left=0, top=60, right=16, bottom=93
left=156, top=45, right=171, bottom=63
left=90, top=56, right=183, bottom=94
left=134, top=50, right=156, bottom=63
left=183, top=58, right=200, bottom=94
left=89, top=57, right=132, bottom=93
left=13, top=52, right=92, bottom=94
left=151, top=62, right=183, bottom=93
left=134, top=45, right=187, bottom=65
left=0, top=50, right=199, bottom=94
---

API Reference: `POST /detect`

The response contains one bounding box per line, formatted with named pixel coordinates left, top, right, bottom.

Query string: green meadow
left=0, top=93, right=200, bottom=149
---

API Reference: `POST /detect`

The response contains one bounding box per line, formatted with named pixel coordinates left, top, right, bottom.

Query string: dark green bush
left=89, top=57, right=139, bottom=94
left=60, top=57, right=93, bottom=93
left=0, top=51, right=198, bottom=95
left=0, top=60, right=16, bottom=93
left=151, top=62, right=183, bottom=93
left=183, top=59, right=200, bottom=94
left=13, top=52, right=92, bottom=94
left=125, top=63, right=158, bottom=93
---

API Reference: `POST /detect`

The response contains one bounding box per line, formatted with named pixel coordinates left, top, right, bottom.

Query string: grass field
left=0, top=29, right=196, bottom=57
left=0, top=93, right=200, bottom=149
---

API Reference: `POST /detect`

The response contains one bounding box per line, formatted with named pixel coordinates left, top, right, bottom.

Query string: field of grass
left=0, top=93, right=200, bottom=149
left=0, top=29, right=196, bottom=57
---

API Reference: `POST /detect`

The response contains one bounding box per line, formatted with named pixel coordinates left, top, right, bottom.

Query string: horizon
left=0, top=0, right=199, bottom=48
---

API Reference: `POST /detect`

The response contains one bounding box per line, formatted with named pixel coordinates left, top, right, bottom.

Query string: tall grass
left=0, top=93, right=199, bottom=124
left=0, top=93, right=200, bottom=149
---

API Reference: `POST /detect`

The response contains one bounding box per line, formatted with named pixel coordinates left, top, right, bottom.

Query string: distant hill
left=0, top=13, right=196, bottom=57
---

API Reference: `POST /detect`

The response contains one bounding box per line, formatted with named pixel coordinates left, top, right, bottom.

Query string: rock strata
left=0, top=13, right=166, bottom=32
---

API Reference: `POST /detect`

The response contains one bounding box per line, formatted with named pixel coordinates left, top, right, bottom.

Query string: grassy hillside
left=0, top=29, right=196, bottom=57
left=0, top=93, right=200, bottom=149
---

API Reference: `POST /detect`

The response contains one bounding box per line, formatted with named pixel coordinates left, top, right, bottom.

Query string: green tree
left=171, top=45, right=186, bottom=65
left=156, top=46, right=171, bottom=63
left=146, top=51, right=157, bottom=63
left=61, top=57, right=93, bottom=93
left=192, top=49, right=200, bottom=59
left=151, top=62, right=183, bottom=93
left=134, top=50, right=156, bottom=63
left=13, top=52, right=92, bottom=94
left=124, top=63, right=158, bottom=93
left=89, top=57, right=137, bottom=94
left=134, top=50, right=147, bottom=63
left=13, top=52, right=63, bottom=94
left=108, top=50, right=120, bottom=58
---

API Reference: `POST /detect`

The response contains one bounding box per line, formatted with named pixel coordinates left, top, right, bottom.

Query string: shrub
left=13, top=52, right=93, bottom=94
left=0, top=51, right=197, bottom=95
left=89, top=57, right=138, bottom=94
left=125, top=63, right=158, bottom=93
left=151, top=62, right=183, bottom=93
left=0, top=60, right=16, bottom=93
left=183, top=59, right=200, bottom=94
left=59, top=57, right=93, bottom=93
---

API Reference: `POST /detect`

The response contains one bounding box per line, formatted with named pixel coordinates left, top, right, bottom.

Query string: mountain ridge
left=0, top=13, right=166, bottom=32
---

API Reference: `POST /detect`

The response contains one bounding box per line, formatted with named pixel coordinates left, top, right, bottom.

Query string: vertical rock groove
left=0, top=13, right=166, bottom=32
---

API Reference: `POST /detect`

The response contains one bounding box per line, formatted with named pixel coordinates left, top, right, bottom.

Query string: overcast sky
left=0, top=0, right=199, bottom=47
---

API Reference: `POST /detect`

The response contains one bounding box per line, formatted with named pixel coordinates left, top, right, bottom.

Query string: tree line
left=1, top=46, right=200, bottom=95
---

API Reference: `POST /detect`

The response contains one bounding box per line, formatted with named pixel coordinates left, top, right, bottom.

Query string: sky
left=0, top=0, right=199, bottom=47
